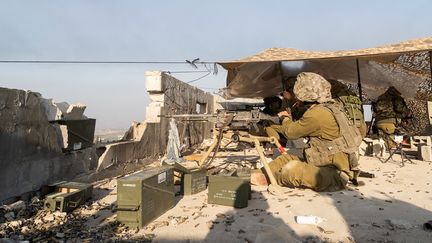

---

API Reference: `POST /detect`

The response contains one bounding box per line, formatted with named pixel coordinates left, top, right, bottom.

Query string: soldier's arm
left=280, top=111, right=321, bottom=139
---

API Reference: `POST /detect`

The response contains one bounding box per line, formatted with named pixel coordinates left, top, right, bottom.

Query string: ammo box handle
left=67, top=199, right=81, bottom=208
left=117, top=205, right=140, bottom=211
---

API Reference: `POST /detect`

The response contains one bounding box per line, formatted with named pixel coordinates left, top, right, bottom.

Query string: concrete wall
left=97, top=71, right=214, bottom=170
left=0, top=88, right=97, bottom=203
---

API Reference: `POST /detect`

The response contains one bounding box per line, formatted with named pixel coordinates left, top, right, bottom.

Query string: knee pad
left=281, top=160, right=302, bottom=176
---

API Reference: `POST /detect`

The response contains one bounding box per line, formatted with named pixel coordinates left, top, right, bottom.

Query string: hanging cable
left=186, top=72, right=211, bottom=84
left=0, top=60, right=216, bottom=64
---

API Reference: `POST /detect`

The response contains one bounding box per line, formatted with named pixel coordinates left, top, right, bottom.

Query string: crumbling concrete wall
left=0, top=88, right=97, bottom=203
left=143, top=71, right=214, bottom=152
left=97, top=71, right=214, bottom=170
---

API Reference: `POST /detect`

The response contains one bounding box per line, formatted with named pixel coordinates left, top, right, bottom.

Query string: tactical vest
left=336, top=94, right=364, bottom=128
left=304, top=102, right=363, bottom=168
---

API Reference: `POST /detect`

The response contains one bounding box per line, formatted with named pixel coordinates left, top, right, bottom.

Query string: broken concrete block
left=1, top=200, right=26, bottom=213
left=63, top=103, right=87, bottom=120
left=372, top=139, right=387, bottom=157
left=55, top=102, right=70, bottom=114
left=123, top=121, right=146, bottom=141
left=41, top=100, right=87, bottom=121
left=359, top=139, right=373, bottom=156
left=41, top=99, right=64, bottom=121
left=145, top=71, right=164, bottom=92
left=410, top=136, right=432, bottom=149
left=97, top=141, right=136, bottom=171
left=418, top=145, right=432, bottom=161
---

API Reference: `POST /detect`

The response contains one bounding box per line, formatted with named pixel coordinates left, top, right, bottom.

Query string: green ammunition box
left=117, top=166, right=174, bottom=228
left=208, top=169, right=251, bottom=208
left=44, top=182, right=93, bottom=213
left=181, top=168, right=207, bottom=195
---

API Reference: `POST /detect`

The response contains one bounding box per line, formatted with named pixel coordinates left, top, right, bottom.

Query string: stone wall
left=97, top=71, right=215, bottom=170
left=0, top=88, right=97, bottom=203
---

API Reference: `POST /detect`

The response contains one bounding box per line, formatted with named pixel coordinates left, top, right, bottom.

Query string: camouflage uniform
left=268, top=72, right=362, bottom=191
left=265, top=78, right=307, bottom=141
left=373, top=87, right=411, bottom=149
left=328, top=79, right=367, bottom=138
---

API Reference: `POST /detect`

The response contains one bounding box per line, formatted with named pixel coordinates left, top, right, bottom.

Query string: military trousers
left=376, top=122, right=396, bottom=149
left=268, top=154, right=348, bottom=192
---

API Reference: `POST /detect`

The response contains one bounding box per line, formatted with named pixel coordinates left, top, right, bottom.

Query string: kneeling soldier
left=263, top=72, right=363, bottom=191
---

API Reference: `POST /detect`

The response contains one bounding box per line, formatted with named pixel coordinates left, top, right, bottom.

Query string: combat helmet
left=293, top=72, right=332, bottom=103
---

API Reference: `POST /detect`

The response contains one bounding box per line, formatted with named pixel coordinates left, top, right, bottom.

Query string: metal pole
left=356, top=58, right=364, bottom=113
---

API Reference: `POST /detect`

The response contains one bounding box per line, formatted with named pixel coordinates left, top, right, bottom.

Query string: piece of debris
left=295, top=215, right=325, bottom=225
left=372, top=222, right=382, bottom=228
left=206, top=221, right=214, bottom=229
left=1, top=200, right=26, bottom=213
left=317, top=226, right=335, bottom=234
left=4, top=212, right=15, bottom=221
left=424, top=221, right=432, bottom=231
left=168, top=216, right=189, bottom=226
left=386, top=219, right=413, bottom=230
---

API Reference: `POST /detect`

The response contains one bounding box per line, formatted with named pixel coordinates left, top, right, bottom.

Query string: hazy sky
left=1, top=0, right=431, bottom=130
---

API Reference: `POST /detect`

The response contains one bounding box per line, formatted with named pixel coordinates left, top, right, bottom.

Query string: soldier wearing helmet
left=265, top=76, right=307, bottom=143
left=256, top=72, right=363, bottom=191
left=372, top=86, right=412, bottom=149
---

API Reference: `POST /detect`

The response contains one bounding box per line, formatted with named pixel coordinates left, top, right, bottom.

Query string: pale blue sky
left=1, top=0, right=431, bottom=129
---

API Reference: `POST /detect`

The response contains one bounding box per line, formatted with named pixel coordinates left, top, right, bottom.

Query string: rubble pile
left=0, top=198, right=152, bottom=242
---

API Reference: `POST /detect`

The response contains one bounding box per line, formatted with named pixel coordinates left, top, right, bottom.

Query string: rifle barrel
left=158, top=114, right=217, bottom=118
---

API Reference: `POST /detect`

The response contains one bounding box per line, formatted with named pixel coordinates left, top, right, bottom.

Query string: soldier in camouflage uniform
left=265, top=72, right=363, bottom=191
left=265, top=77, right=308, bottom=142
left=328, top=79, right=367, bottom=138
left=373, top=86, right=411, bottom=149
left=280, top=76, right=308, bottom=121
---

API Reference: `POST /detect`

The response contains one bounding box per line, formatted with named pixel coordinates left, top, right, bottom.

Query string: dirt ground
left=1, top=150, right=432, bottom=243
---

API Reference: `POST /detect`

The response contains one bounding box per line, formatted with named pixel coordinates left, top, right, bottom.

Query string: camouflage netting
left=219, top=38, right=432, bottom=134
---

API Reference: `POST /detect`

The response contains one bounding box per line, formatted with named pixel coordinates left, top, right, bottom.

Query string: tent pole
left=356, top=58, right=364, bottom=113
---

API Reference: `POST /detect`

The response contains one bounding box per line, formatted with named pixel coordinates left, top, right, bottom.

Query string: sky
left=1, top=0, right=431, bottom=130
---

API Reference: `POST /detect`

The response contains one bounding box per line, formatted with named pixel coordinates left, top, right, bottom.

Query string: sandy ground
left=82, top=150, right=432, bottom=243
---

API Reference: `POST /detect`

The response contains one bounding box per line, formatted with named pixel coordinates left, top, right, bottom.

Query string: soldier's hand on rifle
left=277, top=111, right=291, bottom=120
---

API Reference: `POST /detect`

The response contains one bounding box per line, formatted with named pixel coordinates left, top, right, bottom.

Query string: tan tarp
left=219, top=37, right=432, bottom=99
